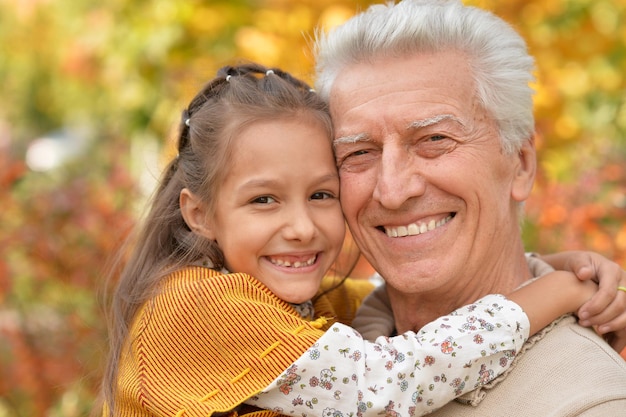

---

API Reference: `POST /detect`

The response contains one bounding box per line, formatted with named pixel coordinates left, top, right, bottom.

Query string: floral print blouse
left=248, top=294, right=528, bottom=417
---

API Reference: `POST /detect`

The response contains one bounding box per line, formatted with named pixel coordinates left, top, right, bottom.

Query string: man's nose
left=372, top=145, right=426, bottom=209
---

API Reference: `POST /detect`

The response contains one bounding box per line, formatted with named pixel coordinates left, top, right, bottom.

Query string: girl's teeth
left=270, top=256, right=316, bottom=268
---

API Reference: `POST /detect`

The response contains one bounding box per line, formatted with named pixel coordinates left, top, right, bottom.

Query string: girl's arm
left=538, top=251, right=626, bottom=333
left=507, top=270, right=596, bottom=335
left=248, top=272, right=593, bottom=417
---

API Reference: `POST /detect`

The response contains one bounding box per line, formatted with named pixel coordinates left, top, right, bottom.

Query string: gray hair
left=314, top=0, right=536, bottom=154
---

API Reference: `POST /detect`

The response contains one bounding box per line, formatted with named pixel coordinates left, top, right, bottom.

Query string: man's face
left=329, top=51, right=535, bottom=295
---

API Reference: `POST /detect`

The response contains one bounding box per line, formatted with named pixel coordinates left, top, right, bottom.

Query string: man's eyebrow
left=333, top=115, right=464, bottom=146
left=333, top=132, right=369, bottom=146
left=407, top=114, right=465, bottom=129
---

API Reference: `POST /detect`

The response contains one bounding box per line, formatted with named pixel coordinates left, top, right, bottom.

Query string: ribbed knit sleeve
left=114, top=267, right=328, bottom=416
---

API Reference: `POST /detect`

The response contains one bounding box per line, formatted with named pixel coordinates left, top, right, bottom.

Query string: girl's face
left=206, top=114, right=345, bottom=304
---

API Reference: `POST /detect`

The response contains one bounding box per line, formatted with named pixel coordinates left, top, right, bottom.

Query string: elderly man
left=314, top=0, right=626, bottom=415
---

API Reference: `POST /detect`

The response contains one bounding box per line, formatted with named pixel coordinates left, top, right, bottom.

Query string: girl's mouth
left=267, top=255, right=318, bottom=268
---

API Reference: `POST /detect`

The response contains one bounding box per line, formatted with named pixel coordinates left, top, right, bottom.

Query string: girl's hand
left=540, top=251, right=626, bottom=337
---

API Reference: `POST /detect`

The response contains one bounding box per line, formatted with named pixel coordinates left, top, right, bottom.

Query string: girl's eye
left=310, top=191, right=334, bottom=200
left=252, top=196, right=276, bottom=204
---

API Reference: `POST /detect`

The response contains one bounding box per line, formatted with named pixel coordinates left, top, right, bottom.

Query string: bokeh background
left=1, top=0, right=625, bottom=415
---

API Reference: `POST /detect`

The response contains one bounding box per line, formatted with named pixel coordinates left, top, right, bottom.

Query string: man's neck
left=388, top=253, right=532, bottom=334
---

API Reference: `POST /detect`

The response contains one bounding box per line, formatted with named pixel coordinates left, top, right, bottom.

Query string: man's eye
left=415, top=135, right=458, bottom=158
left=252, top=196, right=276, bottom=204
left=336, top=148, right=372, bottom=165
left=336, top=148, right=369, bottom=164
left=335, top=146, right=379, bottom=173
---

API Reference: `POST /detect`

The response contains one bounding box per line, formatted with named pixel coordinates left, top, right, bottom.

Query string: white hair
left=314, top=0, right=536, bottom=154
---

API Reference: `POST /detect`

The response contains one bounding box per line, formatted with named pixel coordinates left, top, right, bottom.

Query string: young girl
left=100, top=63, right=623, bottom=417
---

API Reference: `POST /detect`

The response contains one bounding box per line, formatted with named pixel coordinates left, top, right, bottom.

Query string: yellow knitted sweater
left=111, top=266, right=374, bottom=417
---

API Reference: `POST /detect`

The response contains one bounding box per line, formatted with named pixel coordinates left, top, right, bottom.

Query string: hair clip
left=266, top=70, right=274, bottom=76
left=226, top=75, right=232, bottom=82
left=185, top=118, right=190, bottom=127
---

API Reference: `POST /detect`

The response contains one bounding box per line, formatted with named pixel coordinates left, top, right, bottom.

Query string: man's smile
left=380, top=214, right=454, bottom=237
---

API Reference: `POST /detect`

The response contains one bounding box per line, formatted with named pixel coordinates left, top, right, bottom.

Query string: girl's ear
left=180, top=188, right=216, bottom=240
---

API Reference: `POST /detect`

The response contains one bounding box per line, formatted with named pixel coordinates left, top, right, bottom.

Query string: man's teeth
left=269, top=256, right=316, bottom=268
left=384, top=215, right=453, bottom=238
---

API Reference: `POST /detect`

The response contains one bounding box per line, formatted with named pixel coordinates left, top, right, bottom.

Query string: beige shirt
left=353, top=256, right=626, bottom=416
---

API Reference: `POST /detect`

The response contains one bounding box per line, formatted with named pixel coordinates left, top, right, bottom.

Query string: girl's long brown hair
left=98, top=63, right=336, bottom=416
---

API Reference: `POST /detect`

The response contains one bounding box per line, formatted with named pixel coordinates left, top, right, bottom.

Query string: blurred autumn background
left=0, top=0, right=625, bottom=415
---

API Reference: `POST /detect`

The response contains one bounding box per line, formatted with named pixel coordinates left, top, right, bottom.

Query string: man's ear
left=180, top=188, right=215, bottom=240
left=511, top=137, right=537, bottom=202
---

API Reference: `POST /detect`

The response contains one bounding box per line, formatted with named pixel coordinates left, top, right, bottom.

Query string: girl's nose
left=282, top=207, right=317, bottom=242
